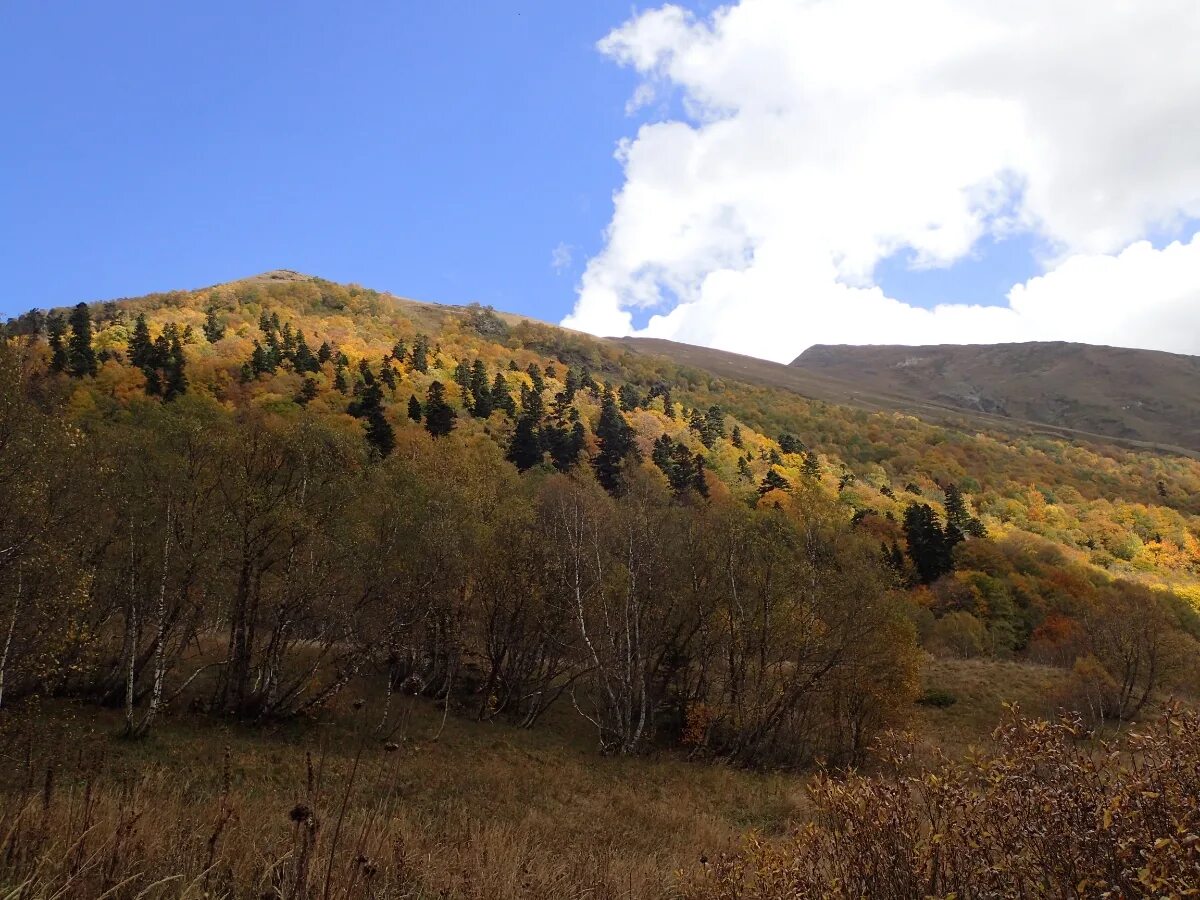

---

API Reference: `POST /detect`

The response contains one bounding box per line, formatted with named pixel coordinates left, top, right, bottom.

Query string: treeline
left=0, top=341, right=916, bottom=766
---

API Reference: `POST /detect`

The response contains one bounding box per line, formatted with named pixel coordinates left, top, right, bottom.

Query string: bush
left=686, top=705, right=1200, bottom=898
left=915, top=687, right=957, bottom=708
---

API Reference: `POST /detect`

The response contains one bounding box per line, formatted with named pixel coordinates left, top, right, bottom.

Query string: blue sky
left=3, top=1, right=1198, bottom=358
left=0, top=2, right=667, bottom=319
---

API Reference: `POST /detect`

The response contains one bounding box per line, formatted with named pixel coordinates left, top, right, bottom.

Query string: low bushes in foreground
left=687, top=705, right=1200, bottom=899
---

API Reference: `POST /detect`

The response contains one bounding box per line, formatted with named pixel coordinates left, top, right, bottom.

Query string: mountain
left=789, top=341, right=1200, bottom=453
left=3, top=273, right=1200, bottom=895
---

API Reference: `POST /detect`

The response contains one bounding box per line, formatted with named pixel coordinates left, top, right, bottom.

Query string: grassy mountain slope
left=791, top=341, right=1200, bottom=452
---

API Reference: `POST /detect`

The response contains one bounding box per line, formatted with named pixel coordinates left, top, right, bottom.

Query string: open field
left=0, top=655, right=1150, bottom=899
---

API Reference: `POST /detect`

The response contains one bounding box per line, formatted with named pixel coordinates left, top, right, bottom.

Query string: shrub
left=686, top=705, right=1200, bottom=898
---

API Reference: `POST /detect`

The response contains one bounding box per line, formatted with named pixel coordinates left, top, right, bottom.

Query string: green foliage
left=423, top=381, right=456, bottom=437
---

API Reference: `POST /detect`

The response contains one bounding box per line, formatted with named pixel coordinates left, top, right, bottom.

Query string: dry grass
left=911, top=655, right=1067, bottom=758
left=0, top=658, right=1128, bottom=898
left=0, top=694, right=805, bottom=899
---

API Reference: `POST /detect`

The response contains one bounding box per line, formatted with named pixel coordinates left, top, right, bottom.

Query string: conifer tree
left=202, top=305, right=226, bottom=342
left=731, top=425, right=744, bottom=449
left=334, top=363, right=348, bottom=394
left=411, top=335, right=429, bottom=373
left=379, top=362, right=397, bottom=392
left=758, top=468, right=791, bottom=496
left=547, top=420, right=585, bottom=472
left=250, top=341, right=272, bottom=376
left=526, top=363, right=544, bottom=393
left=903, top=503, right=959, bottom=584
left=317, top=341, right=333, bottom=365
left=349, top=381, right=394, bottom=457
left=67, top=303, right=97, bottom=377
left=737, top=456, right=753, bottom=481
left=618, top=383, right=640, bottom=412
left=407, top=394, right=423, bottom=422
left=802, top=451, right=822, bottom=479
left=392, top=340, right=407, bottom=364
left=296, top=376, right=319, bottom=406
left=779, top=433, right=804, bottom=455
left=293, top=332, right=318, bottom=373
left=423, top=381, right=456, bottom=437
left=470, top=360, right=492, bottom=417
left=454, top=359, right=472, bottom=400
left=164, top=332, right=187, bottom=400
left=359, top=359, right=376, bottom=387
left=703, top=405, right=725, bottom=446
left=507, top=414, right=543, bottom=471
left=594, top=386, right=637, bottom=494
left=491, top=373, right=516, bottom=417
left=46, top=313, right=68, bottom=373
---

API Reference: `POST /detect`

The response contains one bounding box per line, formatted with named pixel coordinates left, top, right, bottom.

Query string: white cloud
left=563, top=0, right=1200, bottom=361
left=550, top=241, right=574, bottom=274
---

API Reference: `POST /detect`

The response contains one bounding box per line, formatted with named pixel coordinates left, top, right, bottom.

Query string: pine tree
left=250, top=341, right=272, bottom=376
left=594, top=387, right=637, bottom=494
left=491, top=373, right=516, bottom=417
left=407, top=394, right=423, bottom=422
left=296, top=376, right=320, bottom=406
left=334, top=363, right=348, bottom=394
left=758, top=468, right=791, bottom=496
left=359, top=359, right=376, bottom=387
left=470, top=359, right=493, bottom=417
left=411, top=335, right=429, bottom=373
left=67, top=303, right=97, bottom=377
left=737, top=456, right=753, bottom=481
left=731, top=425, right=744, bottom=449
left=202, top=305, right=226, bottom=342
left=563, top=367, right=580, bottom=402
left=146, top=334, right=171, bottom=396
left=392, top=340, right=407, bottom=364
left=317, top=341, right=333, bottom=365
left=47, top=313, right=68, bottom=373
left=293, top=332, right=318, bottom=373
left=779, top=433, right=804, bottom=455
left=618, top=383, right=640, bottom=412
left=703, top=405, right=726, bottom=447
left=379, top=363, right=397, bottom=392
left=454, top=359, right=472, bottom=401
left=507, top=414, right=543, bottom=471
left=423, top=381, right=456, bottom=437
left=526, top=363, right=544, bottom=393
left=903, top=503, right=958, bottom=584
left=802, top=451, right=821, bottom=479
left=164, top=332, right=187, bottom=400
left=349, top=382, right=394, bottom=457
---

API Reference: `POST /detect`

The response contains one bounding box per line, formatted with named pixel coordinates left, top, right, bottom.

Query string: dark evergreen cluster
left=903, top=502, right=964, bottom=584
left=47, top=303, right=99, bottom=379
left=244, top=310, right=320, bottom=378
left=651, top=434, right=708, bottom=498
left=128, top=313, right=188, bottom=400
left=347, top=362, right=395, bottom=457
left=506, top=374, right=585, bottom=473
left=593, top=385, right=640, bottom=493
left=688, top=404, right=726, bottom=449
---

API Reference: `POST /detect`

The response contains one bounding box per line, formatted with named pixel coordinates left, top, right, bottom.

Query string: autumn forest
left=1, top=272, right=1198, bottom=897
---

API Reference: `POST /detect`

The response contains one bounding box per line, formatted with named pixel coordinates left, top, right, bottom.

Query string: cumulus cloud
left=562, top=0, right=1200, bottom=360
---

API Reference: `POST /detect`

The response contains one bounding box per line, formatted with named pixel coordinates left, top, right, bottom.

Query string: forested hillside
left=3, top=271, right=1200, bottom=895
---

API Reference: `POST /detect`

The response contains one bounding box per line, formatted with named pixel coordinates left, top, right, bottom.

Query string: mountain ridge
left=788, top=339, right=1200, bottom=452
